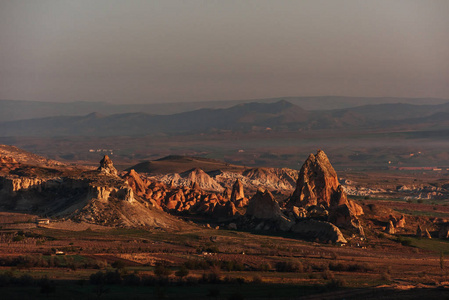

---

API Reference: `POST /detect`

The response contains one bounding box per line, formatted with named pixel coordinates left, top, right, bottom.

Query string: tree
left=154, top=261, right=172, bottom=277
left=175, top=265, right=189, bottom=279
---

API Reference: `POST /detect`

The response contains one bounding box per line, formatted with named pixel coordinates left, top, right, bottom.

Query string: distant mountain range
left=1, top=100, right=449, bottom=137
left=1, top=96, right=448, bottom=122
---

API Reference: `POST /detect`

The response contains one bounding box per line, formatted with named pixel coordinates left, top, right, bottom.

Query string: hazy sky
left=1, top=0, right=448, bottom=103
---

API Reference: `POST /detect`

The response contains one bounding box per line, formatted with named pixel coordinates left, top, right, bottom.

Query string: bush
left=111, top=260, right=125, bottom=269
left=321, top=270, right=334, bottom=280
left=329, top=262, right=371, bottom=273
left=184, top=259, right=210, bottom=270
left=154, top=261, right=172, bottom=277
left=202, top=265, right=221, bottom=284
left=123, top=273, right=140, bottom=286
left=397, top=236, right=412, bottom=247
left=89, top=271, right=106, bottom=285
left=175, top=266, right=189, bottom=278
left=252, top=275, right=263, bottom=284
left=257, top=263, right=271, bottom=272
left=325, top=278, right=346, bottom=289
left=275, top=261, right=303, bottom=272
left=105, top=270, right=122, bottom=285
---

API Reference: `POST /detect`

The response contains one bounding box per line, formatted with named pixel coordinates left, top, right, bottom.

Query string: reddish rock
left=246, top=189, right=282, bottom=219
left=0, top=155, right=18, bottom=164
left=416, top=224, right=423, bottom=237
left=123, top=169, right=146, bottom=196
left=385, top=220, right=395, bottom=234
left=289, top=150, right=340, bottom=208
left=287, top=150, right=363, bottom=230
left=390, top=215, right=406, bottom=229
left=97, top=155, right=118, bottom=176
left=213, top=201, right=238, bottom=219
left=230, top=179, right=248, bottom=207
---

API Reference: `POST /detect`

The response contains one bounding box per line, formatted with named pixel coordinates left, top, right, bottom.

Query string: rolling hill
left=1, top=100, right=449, bottom=137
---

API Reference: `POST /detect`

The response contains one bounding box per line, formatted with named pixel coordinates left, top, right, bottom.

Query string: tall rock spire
left=288, top=150, right=342, bottom=208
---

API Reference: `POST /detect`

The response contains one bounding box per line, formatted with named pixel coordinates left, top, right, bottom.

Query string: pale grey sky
left=0, top=0, right=448, bottom=103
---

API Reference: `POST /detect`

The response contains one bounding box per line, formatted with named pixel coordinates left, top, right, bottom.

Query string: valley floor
left=1, top=213, right=449, bottom=299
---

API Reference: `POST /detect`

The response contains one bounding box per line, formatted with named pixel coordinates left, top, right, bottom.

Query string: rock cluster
left=416, top=225, right=432, bottom=239
left=0, top=155, right=18, bottom=164
left=122, top=168, right=239, bottom=220
left=235, top=150, right=366, bottom=243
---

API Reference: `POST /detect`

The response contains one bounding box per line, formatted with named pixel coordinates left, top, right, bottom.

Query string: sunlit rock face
left=97, top=155, right=118, bottom=176
left=286, top=150, right=363, bottom=230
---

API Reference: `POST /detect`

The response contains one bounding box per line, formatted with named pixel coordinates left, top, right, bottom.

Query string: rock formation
left=246, top=189, right=282, bottom=219
left=416, top=225, right=423, bottom=237
left=288, top=150, right=340, bottom=208
left=439, top=225, right=449, bottom=239
left=424, top=228, right=432, bottom=239
left=97, top=155, right=118, bottom=176
left=162, top=168, right=225, bottom=192
left=390, top=215, right=406, bottom=228
left=0, top=155, right=18, bottom=164
left=286, top=150, right=363, bottom=231
left=123, top=169, right=147, bottom=196
left=291, top=219, right=347, bottom=244
left=230, top=179, right=247, bottom=207
left=385, top=220, right=395, bottom=234
left=212, top=201, right=238, bottom=220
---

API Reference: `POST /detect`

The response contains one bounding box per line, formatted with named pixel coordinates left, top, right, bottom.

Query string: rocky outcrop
left=123, top=169, right=146, bottom=196
left=416, top=225, right=431, bottom=239
left=416, top=225, right=423, bottom=237
left=212, top=201, right=238, bottom=220
left=242, top=168, right=298, bottom=190
left=230, top=179, right=247, bottom=207
left=246, top=189, right=282, bottom=219
left=291, top=219, right=347, bottom=243
left=439, top=225, right=449, bottom=239
left=0, top=155, right=18, bottom=164
left=0, top=176, right=46, bottom=194
left=288, top=150, right=340, bottom=208
left=97, top=155, right=118, bottom=176
left=182, top=168, right=223, bottom=191
left=286, top=150, right=363, bottom=231
left=289, top=206, right=308, bottom=219
left=385, top=220, right=395, bottom=234
left=391, top=215, right=406, bottom=228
